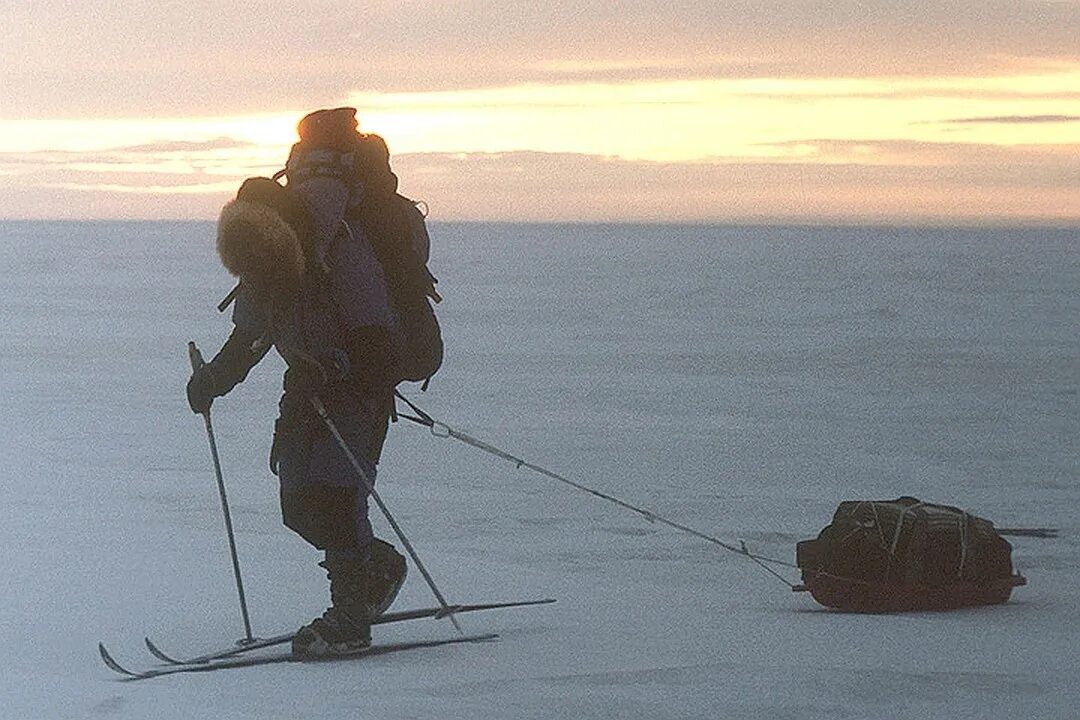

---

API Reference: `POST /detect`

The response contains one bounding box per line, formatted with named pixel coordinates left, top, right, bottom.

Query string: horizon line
left=2, top=216, right=1078, bottom=230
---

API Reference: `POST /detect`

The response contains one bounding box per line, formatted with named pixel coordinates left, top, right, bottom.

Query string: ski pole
left=309, top=395, right=464, bottom=635
left=188, top=341, right=255, bottom=644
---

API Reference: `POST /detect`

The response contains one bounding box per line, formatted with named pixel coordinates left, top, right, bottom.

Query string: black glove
left=186, top=364, right=218, bottom=414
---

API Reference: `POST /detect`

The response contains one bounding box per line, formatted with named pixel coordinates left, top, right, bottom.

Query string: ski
left=101, top=632, right=499, bottom=680
left=143, top=633, right=291, bottom=665
left=109, top=597, right=553, bottom=668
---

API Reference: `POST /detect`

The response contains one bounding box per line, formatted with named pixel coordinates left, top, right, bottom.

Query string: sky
left=1, top=0, right=1079, bottom=223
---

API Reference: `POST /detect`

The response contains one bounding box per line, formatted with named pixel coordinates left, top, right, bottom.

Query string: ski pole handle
left=188, top=341, right=206, bottom=372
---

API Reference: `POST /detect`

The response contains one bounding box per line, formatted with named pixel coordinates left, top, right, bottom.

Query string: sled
left=796, top=497, right=1026, bottom=612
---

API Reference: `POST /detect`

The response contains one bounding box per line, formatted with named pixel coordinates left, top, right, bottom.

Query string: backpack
left=216, top=107, right=443, bottom=388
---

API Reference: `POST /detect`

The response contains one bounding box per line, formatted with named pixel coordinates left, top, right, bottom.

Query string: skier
left=185, top=108, right=413, bottom=658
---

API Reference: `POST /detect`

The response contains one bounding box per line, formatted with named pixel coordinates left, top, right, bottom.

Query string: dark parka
left=197, top=117, right=409, bottom=551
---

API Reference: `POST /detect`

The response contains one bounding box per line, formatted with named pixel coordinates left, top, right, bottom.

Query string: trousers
left=276, top=387, right=392, bottom=550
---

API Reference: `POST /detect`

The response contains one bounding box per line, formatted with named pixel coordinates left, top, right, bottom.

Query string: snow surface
left=1, top=221, right=1077, bottom=719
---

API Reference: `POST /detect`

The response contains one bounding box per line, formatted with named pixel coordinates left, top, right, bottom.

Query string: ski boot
left=292, top=539, right=407, bottom=658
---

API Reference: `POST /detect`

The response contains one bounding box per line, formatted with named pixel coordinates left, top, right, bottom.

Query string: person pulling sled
left=185, top=107, right=443, bottom=658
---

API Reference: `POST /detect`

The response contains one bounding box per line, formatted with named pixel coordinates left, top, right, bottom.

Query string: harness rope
left=394, top=392, right=799, bottom=589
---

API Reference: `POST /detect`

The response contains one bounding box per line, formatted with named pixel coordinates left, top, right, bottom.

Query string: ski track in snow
left=0, top=221, right=1077, bottom=719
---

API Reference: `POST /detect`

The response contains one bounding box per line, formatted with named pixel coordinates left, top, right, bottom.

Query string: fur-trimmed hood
left=216, top=197, right=305, bottom=299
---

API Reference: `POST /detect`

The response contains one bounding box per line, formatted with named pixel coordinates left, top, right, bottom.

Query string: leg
left=279, top=391, right=406, bottom=657
left=277, top=391, right=389, bottom=552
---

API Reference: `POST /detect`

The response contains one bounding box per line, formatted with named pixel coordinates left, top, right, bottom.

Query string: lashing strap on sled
left=958, top=511, right=969, bottom=578
left=857, top=499, right=978, bottom=582
left=888, top=501, right=921, bottom=556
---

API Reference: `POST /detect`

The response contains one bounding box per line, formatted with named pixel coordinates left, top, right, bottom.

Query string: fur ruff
left=216, top=199, right=305, bottom=298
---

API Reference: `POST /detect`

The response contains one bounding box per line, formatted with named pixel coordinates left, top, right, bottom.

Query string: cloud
left=47, top=180, right=239, bottom=194
left=14, top=146, right=1070, bottom=223
left=936, top=114, right=1080, bottom=124
left=116, top=138, right=258, bottom=153
left=0, top=138, right=281, bottom=184
left=0, top=137, right=254, bottom=164
left=3, top=1, right=1080, bottom=118
left=755, top=138, right=1080, bottom=166
left=387, top=147, right=1080, bottom=224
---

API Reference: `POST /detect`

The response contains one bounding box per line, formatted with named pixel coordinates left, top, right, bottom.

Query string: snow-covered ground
left=1, top=221, right=1077, bottom=719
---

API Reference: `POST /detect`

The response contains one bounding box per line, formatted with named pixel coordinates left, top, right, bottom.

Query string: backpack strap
left=218, top=282, right=242, bottom=312
left=392, top=389, right=436, bottom=427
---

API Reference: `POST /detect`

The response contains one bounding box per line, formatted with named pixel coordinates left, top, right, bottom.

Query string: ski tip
left=497, top=598, right=556, bottom=609
left=144, top=636, right=182, bottom=665
left=98, top=643, right=142, bottom=679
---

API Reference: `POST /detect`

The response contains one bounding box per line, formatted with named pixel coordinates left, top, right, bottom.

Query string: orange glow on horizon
left=1, top=67, right=1078, bottom=220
